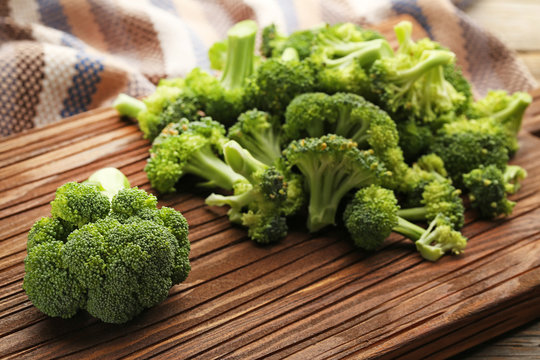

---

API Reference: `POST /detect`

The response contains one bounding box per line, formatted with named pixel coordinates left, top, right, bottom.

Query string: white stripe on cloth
left=244, top=0, right=288, bottom=29
left=34, top=44, right=78, bottom=127
left=8, top=0, right=40, bottom=25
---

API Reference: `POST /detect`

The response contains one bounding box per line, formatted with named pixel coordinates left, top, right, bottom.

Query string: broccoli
left=145, top=117, right=247, bottom=193
left=23, top=168, right=190, bottom=323
left=283, top=92, right=410, bottom=191
left=283, top=134, right=389, bottom=232
left=343, top=185, right=467, bottom=261
left=115, top=20, right=258, bottom=139
left=228, top=109, right=282, bottom=165
left=396, top=119, right=434, bottom=162
left=309, top=23, right=392, bottom=96
left=431, top=117, right=510, bottom=185
left=244, top=51, right=316, bottom=118
left=370, top=21, right=466, bottom=125
left=205, top=141, right=304, bottom=243
left=261, top=23, right=322, bottom=60
left=462, top=164, right=527, bottom=219
left=397, top=178, right=464, bottom=229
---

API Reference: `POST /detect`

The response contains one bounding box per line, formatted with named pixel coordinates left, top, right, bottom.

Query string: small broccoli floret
left=145, top=117, right=246, bottom=193
left=23, top=168, right=191, bottom=324
left=462, top=164, right=527, bottom=219
left=343, top=185, right=467, bottom=261
left=415, top=153, right=448, bottom=178
left=283, top=135, right=388, bottom=232
left=309, top=23, right=392, bottom=96
left=244, top=53, right=316, bottom=118
left=50, top=182, right=110, bottom=227
left=370, top=21, right=466, bottom=125
left=206, top=141, right=304, bottom=243
left=396, top=120, right=434, bottom=162
left=431, top=117, right=510, bottom=185
left=228, top=109, right=282, bottom=165
left=397, top=179, right=464, bottom=229
left=261, top=23, right=321, bottom=60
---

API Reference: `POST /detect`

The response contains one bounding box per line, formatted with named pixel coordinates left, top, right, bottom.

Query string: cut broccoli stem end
left=184, top=146, right=245, bottom=191
left=220, top=20, right=257, bottom=90
left=85, top=167, right=131, bottom=200
left=223, top=140, right=267, bottom=181
left=113, top=94, right=147, bottom=118
left=205, top=189, right=253, bottom=214
left=281, top=47, right=300, bottom=62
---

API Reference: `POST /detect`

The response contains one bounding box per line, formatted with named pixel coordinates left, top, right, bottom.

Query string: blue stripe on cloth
left=150, top=0, right=210, bottom=70
left=391, top=0, right=432, bottom=38
left=275, top=0, right=299, bottom=33
left=36, top=0, right=72, bottom=34
left=61, top=53, right=104, bottom=117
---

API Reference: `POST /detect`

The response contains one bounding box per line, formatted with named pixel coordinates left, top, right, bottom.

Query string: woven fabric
left=0, top=0, right=536, bottom=137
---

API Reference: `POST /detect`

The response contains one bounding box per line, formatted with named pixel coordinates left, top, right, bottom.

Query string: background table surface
left=456, top=1, right=540, bottom=358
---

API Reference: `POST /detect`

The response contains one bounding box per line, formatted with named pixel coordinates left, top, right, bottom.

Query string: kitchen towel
left=0, top=0, right=536, bottom=136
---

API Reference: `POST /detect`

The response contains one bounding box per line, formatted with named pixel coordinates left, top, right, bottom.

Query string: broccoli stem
left=205, top=189, right=253, bottom=223
left=396, top=207, right=428, bottom=222
left=85, top=167, right=131, bottom=200
left=223, top=140, right=267, bottom=182
left=113, top=94, right=147, bottom=118
left=324, top=39, right=393, bottom=68
left=281, top=47, right=300, bottom=62
left=220, top=20, right=258, bottom=90
left=335, top=107, right=370, bottom=147
left=492, top=93, right=532, bottom=136
left=184, top=146, right=245, bottom=190
left=393, top=50, right=455, bottom=85
left=503, top=165, right=527, bottom=194
left=392, top=216, right=425, bottom=241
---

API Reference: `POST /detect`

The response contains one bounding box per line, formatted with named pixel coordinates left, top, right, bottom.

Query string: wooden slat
left=0, top=14, right=539, bottom=360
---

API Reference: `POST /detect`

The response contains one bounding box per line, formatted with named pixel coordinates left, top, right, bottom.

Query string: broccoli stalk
left=283, top=135, right=388, bottom=232
left=113, top=94, right=147, bottom=119
left=344, top=185, right=467, bottom=261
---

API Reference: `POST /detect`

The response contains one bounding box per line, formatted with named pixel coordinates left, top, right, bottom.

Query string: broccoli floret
left=396, top=119, right=433, bottom=162
left=23, top=168, right=191, bottom=323
left=244, top=52, right=316, bottom=118
left=283, top=135, right=389, bottom=232
left=462, top=164, right=527, bottom=219
left=431, top=117, right=510, bottom=185
left=397, top=178, right=464, bottom=229
left=309, top=23, right=392, bottom=96
left=145, top=117, right=246, bottom=193
left=370, top=21, right=466, bottom=125
left=261, top=23, right=321, bottom=59
left=283, top=92, right=410, bottom=190
left=343, top=185, right=467, bottom=261
left=228, top=109, right=282, bottom=165
left=206, top=141, right=304, bottom=243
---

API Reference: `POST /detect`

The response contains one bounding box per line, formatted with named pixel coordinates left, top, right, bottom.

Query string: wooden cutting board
left=1, top=16, right=539, bottom=360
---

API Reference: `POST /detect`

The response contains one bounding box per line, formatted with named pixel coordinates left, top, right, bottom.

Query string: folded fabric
left=0, top=0, right=536, bottom=137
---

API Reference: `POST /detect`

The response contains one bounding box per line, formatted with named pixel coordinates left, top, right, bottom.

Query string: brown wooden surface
left=1, top=17, right=540, bottom=360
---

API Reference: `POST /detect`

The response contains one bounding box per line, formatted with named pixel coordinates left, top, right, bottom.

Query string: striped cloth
left=0, top=0, right=536, bottom=137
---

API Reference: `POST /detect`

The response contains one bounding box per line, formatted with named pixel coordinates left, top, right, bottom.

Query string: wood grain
left=0, top=15, right=539, bottom=360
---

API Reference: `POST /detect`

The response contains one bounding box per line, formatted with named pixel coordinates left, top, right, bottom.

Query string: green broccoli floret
left=283, top=134, right=389, bottom=232
left=205, top=141, right=304, bottom=243
left=261, top=23, right=322, bottom=60
left=283, top=92, right=410, bottom=191
left=145, top=117, right=246, bottom=193
left=23, top=168, right=191, bottom=323
left=309, top=23, right=392, bottom=96
left=244, top=52, right=316, bottom=118
left=228, top=109, right=282, bottom=165
left=431, top=117, right=510, bottom=185
left=396, top=119, right=433, bottom=162
left=343, top=185, right=467, bottom=261
left=462, top=164, right=527, bottom=219
left=397, top=178, right=464, bottom=229
left=370, top=21, right=466, bottom=125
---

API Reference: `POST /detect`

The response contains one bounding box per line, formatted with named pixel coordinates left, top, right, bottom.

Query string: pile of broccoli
left=113, top=20, right=531, bottom=262
left=23, top=168, right=190, bottom=323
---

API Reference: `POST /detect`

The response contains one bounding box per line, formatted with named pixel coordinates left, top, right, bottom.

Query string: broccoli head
left=283, top=134, right=389, bottom=232
left=462, top=164, right=527, bottom=219
left=145, top=117, right=246, bottom=193
left=228, top=109, right=282, bottom=165
left=343, top=185, right=467, bottom=261
left=23, top=168, right=190, bottom=323
left=261, top=23, right=321, bottom=60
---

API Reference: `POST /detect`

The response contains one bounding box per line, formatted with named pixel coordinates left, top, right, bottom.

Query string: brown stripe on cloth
left=319, top=0, right=356, bottom=25
left=59, top=0, right=108, bottom=52
left=0, top=0, right=10, bottom=17
left=89, top=57, right=129, bottom=109
left=0, top=42, right=45, bottom=136
left=0, top=17, right=33, bottom=42
left=87, top=0, right=166, bottom=84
